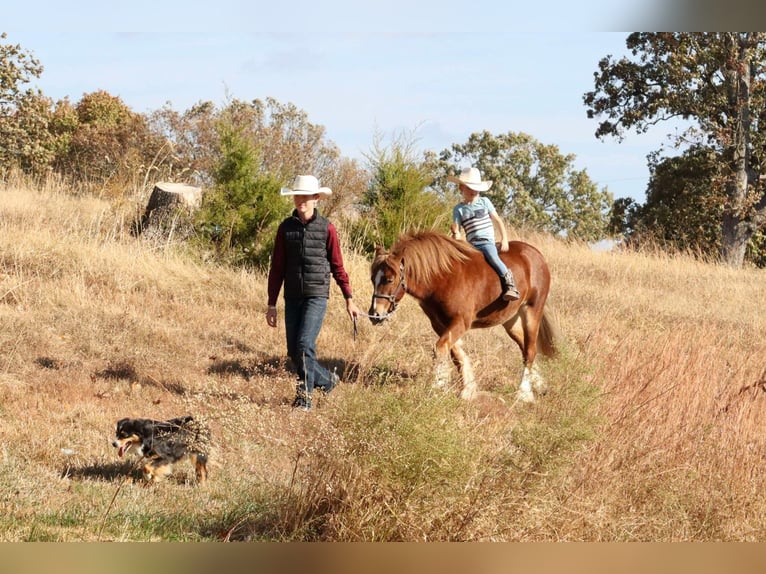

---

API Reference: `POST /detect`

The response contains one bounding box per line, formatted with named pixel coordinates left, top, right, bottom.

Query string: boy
left=449, top=167, right=520, bottom=301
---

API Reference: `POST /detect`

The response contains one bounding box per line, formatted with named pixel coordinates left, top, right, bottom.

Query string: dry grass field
left=1, top=180, right=765, bottom=541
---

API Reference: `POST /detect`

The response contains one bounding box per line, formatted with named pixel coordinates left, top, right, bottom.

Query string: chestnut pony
left=368, top=231, right=557, bottom=403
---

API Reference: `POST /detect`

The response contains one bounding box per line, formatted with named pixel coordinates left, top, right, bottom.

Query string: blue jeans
left=472, top=241, right=509, bottom=278
left=284, top=297, right=336, bottom=407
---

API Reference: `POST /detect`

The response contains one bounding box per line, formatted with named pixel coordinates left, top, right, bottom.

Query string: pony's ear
left=375, top=244, right=387, bottom=257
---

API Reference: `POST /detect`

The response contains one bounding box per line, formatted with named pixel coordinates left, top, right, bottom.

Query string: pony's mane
left=390, top=231, right=475, bottom=286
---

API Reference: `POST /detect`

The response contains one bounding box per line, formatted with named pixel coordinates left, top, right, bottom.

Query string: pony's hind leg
left=503, top=311, right=544, bottom=403
left=450, top=339, right=477, bottom=400
left=522, top=363, right=547, bottom=396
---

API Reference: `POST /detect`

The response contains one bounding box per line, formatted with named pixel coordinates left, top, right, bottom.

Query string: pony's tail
left=538, top=305, right=560, bottom=358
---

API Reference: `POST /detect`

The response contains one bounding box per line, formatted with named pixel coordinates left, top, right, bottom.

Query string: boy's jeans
left=284, top=297, right=336, bottom=406
left=473, top=240, right=509, bottom=277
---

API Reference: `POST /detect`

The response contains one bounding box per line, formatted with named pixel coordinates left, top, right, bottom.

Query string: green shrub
left=276, top=355, right=602, bottom=541
left=351, top=132, right=449, bottom=252
left=283, top=385, right=484, bottom=540
left=195, top=120, right=289, bottom=267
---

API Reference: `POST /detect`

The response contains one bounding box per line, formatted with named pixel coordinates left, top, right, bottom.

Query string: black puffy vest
left=282, top=211, right=331, bottom=299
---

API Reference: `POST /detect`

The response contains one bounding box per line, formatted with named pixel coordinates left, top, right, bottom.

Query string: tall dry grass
left=1, top=181, right=765, bottom=541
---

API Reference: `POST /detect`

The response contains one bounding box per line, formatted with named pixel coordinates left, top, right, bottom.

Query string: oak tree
left=584, top=32, right=766, bottom=267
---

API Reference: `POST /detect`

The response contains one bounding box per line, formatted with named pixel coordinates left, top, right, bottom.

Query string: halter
left=352, top=260, right=406, bottom=342
left=371, top=260, right=406, bottom=315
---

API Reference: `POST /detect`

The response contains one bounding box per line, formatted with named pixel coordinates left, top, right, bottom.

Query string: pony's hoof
left=515, top=389, right=536, bottom=404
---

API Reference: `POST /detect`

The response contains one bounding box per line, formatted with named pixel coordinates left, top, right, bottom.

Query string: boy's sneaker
left=323, top=370, right=341, bottom=394
left=291, top=396, right=311, bottom=411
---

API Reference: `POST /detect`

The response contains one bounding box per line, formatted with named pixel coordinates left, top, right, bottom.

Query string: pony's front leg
left=433, top=330, right=459, bottom=390
left=450, top=340, right=477, bottom=400
left=433, top=344, right=451, bottom=389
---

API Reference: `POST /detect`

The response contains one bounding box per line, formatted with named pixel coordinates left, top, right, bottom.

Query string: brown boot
left=502, top=271, right=520, bottom=301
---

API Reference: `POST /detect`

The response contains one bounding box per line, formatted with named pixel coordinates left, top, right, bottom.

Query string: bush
left=350, top=132, right=449, bottom=252
left=251, top=364, right=601, bottom=541
left=195, top=120, right=289, bottom=267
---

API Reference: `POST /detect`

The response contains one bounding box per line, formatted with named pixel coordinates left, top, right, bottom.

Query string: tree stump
left=137, top=182, right=202, bottom=240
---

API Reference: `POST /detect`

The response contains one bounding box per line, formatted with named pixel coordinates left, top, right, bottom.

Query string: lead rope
left=352, top=308, right=399, bottom=341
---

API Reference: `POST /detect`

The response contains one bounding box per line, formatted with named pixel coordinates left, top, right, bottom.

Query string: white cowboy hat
left=280, top=174, right=332, bottom=196
left=447, top=167, right=493, bottom=192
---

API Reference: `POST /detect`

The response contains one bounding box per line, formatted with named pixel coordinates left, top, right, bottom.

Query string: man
left=266, top=175, right=362, bottom=410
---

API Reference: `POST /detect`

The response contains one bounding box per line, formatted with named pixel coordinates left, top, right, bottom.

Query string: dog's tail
left=166, top=415, right=195, bottom=428
left=178, top=415, right=214, bottom=458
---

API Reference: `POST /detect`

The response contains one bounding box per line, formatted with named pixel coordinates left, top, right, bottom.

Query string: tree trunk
left=720, top=212, right=751, bottom=267
left=720, top=34, right=754, bottom=269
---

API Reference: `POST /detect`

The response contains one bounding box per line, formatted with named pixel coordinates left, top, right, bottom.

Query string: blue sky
left=5, top=1, right=684, bottom=202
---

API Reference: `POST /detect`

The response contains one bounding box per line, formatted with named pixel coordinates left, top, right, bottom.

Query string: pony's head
left=368, top=232, right=474, bottom=324
left=368, top=245, right=406, bottom=324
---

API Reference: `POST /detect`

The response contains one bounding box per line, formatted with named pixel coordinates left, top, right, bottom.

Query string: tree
left=54, top=90, right=164, bottom=195
left=425, top=131, right=612, bottom=241
left=195, top=116, right=288, bottom=267
left=351, top=131, right=449, bottom=252
left=317, top=155, right=370, bottom=220
left=584, top=32, right=766, bottom=268
left=147, top=101, right=219, bottom=187
left=624, top=147, right=726, bottom=256
left=0, top=33, right=53, bottom=176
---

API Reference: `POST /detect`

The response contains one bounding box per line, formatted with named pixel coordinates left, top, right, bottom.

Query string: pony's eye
left=385, top=277, right=394, bottom=284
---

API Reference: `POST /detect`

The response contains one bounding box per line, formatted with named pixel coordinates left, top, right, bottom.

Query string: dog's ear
left=139, top=419, right=157, bottom=435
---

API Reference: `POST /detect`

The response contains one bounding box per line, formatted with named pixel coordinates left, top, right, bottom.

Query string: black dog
left=111, top=416, right=211, bottom=484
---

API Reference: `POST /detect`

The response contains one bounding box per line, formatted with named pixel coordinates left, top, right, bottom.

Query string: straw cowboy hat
left=447, top=167, right=493, bottom=192
left=280, top=175, right=332, bottom=196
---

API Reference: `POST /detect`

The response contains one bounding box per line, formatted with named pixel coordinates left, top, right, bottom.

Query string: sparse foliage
left=147, top=101, right=220, bottom=187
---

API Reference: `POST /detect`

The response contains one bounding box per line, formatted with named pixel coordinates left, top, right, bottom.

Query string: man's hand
left=346, top=298, right=362, bottom=320
left=266, top=306, right=277, bottom=328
